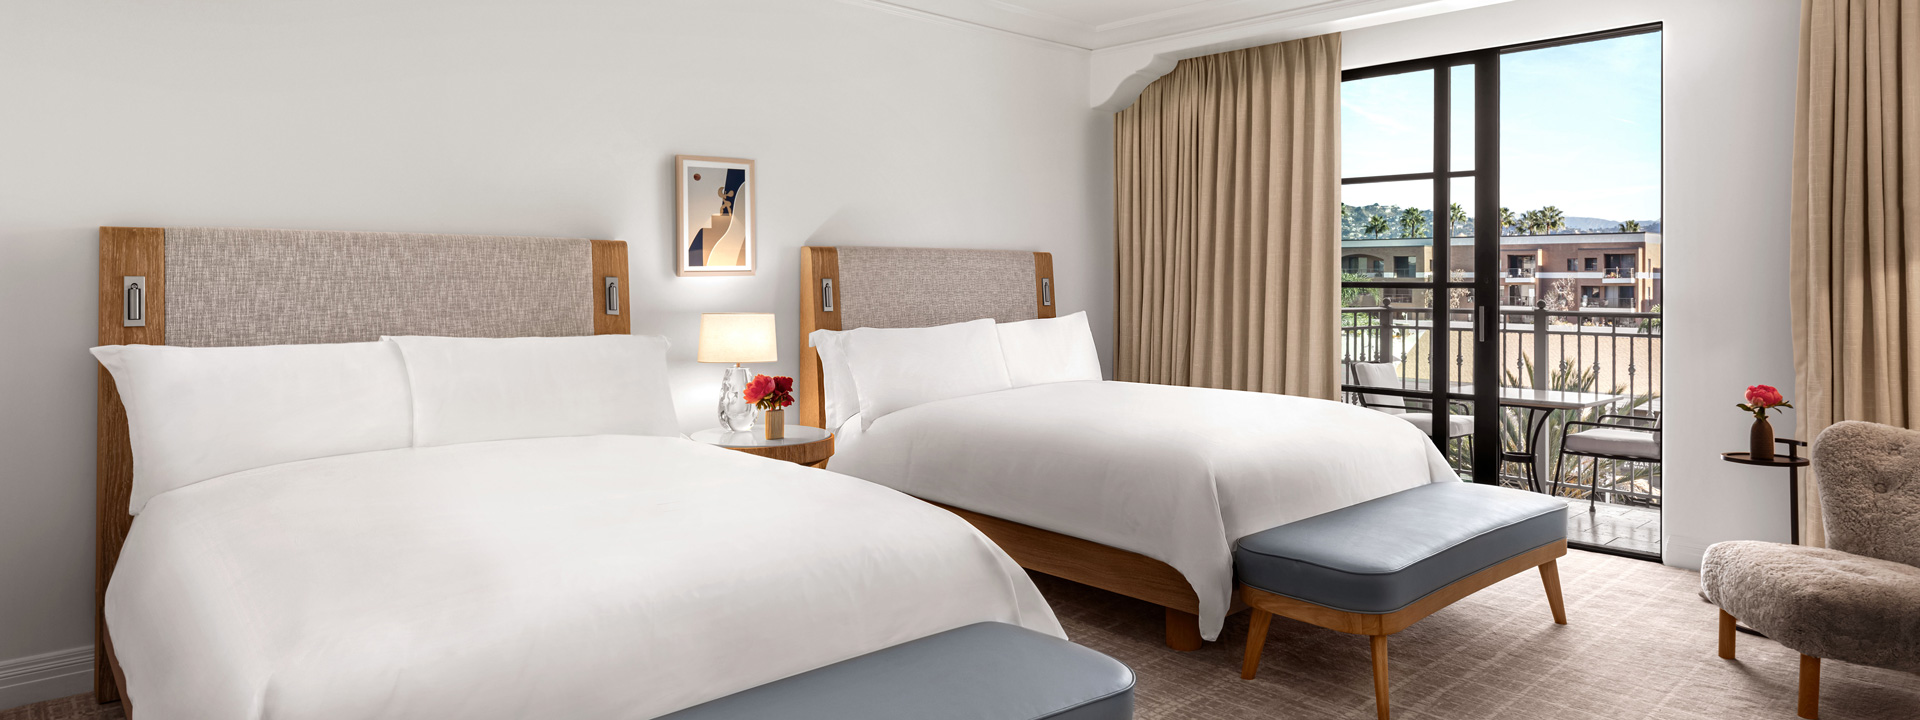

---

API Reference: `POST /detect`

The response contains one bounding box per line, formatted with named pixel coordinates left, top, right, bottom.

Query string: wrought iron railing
left=1339, top=304, right=1662, bottom=508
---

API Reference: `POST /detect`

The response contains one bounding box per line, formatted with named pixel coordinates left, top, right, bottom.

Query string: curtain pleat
left=1790, top=0, right=1920, bottom=547
left=1113, top=34, right=1342, bottom=398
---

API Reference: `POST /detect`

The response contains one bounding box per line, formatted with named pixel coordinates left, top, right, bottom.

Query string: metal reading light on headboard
left=821, top=278, right=835, bottom=312
left=122, top=276, right=146, bottom=327
left=604, top=277, right=620, bottom=315
left=1041, top=278, right=1052, bottom=307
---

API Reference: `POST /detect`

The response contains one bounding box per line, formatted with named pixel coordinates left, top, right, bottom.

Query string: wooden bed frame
left=798, top=246, right=1233, bottom=650
left=93, top=227, right=630, bottom=711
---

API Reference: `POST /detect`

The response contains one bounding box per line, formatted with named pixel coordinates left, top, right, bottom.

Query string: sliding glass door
left=1340, top=25, right=1664, bottom=558
left=1340, top=52, right=1497, bottom=482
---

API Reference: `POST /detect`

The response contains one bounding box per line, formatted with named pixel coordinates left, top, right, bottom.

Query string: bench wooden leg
left=1538, top=560, right=1567, bottom=625
left=1717, top=609, right=1737, bottom=660
left=1799, top=654, right=1820, bottom=719
left=1371, top=634, right=1391, bottom=720
left=1241, top=608, right=1272, bottom=679
left=1165, top=607, right=1203, bottom=652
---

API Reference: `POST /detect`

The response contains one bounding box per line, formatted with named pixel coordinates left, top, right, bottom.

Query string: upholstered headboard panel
left=797, top=246, right=1055, bottom=428
left=835, top=247, right=1044, bottom=329
left=164, top=227, right=598, bottom=347
left=94, top=226, right=629, bottom=706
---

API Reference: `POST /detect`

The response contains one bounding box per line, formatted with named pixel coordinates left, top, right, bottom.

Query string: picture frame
left=675, top=155, right=756, bottom=277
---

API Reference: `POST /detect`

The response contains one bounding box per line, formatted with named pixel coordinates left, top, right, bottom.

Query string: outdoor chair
left=1551, top=412, right=1660, bottom=511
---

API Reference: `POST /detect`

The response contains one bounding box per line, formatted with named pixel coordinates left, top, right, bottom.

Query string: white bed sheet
left=828, top=380, right=1458, bottom=640
left=107, top=435, right=1060, bottom=720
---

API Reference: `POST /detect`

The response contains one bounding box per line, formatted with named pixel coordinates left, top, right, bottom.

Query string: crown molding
left=836, top=0, right=1092, bottom=52
left=1092, top=0, right=1422, bottom=54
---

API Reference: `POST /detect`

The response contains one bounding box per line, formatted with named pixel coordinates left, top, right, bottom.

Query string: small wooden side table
left=691, top=426, right=834, bottom=469
left=1720, top=438, right=1811, bottom=545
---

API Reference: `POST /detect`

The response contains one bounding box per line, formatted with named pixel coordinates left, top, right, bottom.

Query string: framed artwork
left=676, top=155, right=756, bottom=277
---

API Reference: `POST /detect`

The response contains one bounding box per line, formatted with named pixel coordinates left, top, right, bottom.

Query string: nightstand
left=690, top=426, right=834, bottom=468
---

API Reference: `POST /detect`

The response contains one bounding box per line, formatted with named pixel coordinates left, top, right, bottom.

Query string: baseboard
left=1662, top=533, right=1714, bottom=571
left=0, top=646, right=93, bottom=711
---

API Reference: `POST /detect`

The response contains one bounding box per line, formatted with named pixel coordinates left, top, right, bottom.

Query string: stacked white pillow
left=818, top=311, right=1104, bottom=430
left=93, top=334, right=681, bottom=515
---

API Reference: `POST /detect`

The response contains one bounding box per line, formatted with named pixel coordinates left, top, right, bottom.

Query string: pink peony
left=1746, top=385, right=1785, bottom=408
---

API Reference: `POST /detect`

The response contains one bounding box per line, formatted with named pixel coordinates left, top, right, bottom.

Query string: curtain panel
left=1791, top=0, right=1920, bottom=547
left=1113, top=33, right=1342, bottom=399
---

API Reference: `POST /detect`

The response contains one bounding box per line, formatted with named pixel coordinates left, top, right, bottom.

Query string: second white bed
left=827, top=380, right=1459, bottom=640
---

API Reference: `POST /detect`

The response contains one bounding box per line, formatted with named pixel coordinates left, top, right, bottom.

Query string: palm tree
left=1499, top=207, right=1518, bottom=235
left=1539, top=206, right=1567, bottom=235
left=1449, top=203, right=1469, bottom=236
left=1397, top=206, right=1428, bottom=238
left=1364, top=214, right=1391, bottom=238
left=1519, top=209, right=1545, bottom=236
left=1617, top=219, right=1643, bottom=233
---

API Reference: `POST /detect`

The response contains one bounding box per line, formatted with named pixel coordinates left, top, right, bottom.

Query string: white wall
left=0, top=0, right=1108, bottom=703
left=1337, top=0, right=1804, bottom=568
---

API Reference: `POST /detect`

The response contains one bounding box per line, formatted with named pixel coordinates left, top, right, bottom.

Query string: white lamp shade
left=697, top=313, right=778, bottom=363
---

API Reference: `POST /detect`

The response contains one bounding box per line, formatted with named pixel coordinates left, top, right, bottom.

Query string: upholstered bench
left=660, top=622, right=1135, bottom=720
left=1235, top=482, right=1569, bottom=720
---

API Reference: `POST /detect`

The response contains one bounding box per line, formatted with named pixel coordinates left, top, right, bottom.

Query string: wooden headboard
left=93, top=227, right=629, bottom=706
left=797, top=246, right=1054, bottom=428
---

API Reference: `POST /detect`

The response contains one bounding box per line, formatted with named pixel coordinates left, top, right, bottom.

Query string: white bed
left=108, top=434, right=1060, bottom=720
left=827, top=379, right=1456, bottom=641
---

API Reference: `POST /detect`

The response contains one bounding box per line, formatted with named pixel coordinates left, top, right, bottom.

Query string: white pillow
left=808, top=328, right=861, bottom=431
left=386, top=334, right=679, bottom=447
left=91, top=342, right=414, bottom=515
left=839, top=319, right=1013, bottom=430
left=996, top=311, right=1103, bottom=388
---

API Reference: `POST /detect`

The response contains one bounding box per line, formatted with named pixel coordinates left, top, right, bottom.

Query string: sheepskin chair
left=1701, top=420, right=1920, bottom=719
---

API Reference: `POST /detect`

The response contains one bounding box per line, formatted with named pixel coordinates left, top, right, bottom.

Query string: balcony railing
left=1604, top=267, right=1635, bottom=279
left=1582, top=297, right=1637, bottom=309
left=1506, top=267, right=1537, bottom=278
left=1339, top=304, right=1662, bottom=508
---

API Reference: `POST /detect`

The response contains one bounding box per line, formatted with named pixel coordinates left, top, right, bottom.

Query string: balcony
left=1604, top=266, right=1635, bottom=279
left=1506, top=267, right=1537, bottom=279
left=1338, top=305, right=1663, bottom=556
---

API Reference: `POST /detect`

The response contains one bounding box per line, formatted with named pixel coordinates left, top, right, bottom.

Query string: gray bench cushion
left=1236, top=482, right=1567, bottom=614
left=660, top=622, right=1135, bottom=720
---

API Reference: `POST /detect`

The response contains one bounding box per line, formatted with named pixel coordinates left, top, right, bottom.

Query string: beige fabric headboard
left=797, top=246, right=1055, bottom=428
left=93, top=226, right=630, bottom=706
left=164, top=227, right=600, bottom=346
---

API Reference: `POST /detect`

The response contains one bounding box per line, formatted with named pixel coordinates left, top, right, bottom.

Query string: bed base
left=932, top=502, right=1240, bottom=650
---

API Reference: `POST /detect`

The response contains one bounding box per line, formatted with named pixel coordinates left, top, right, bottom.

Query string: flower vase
left=764, top=408, right=786, bottom=440
left=1750, top=417, right=1775, bottom=462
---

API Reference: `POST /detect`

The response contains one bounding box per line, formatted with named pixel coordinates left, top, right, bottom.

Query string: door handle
left=1477, top=306, right=1487, bottom=344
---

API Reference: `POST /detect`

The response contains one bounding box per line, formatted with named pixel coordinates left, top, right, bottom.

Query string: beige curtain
left=1113, top=34, right=1342, bottom=398
left=1790, top=0, right=1920, bottom=546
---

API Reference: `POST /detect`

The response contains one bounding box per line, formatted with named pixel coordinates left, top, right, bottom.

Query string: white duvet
left=107, top=435, right=1060, bottom=720
left=829, top=380, right=1458, bottom=640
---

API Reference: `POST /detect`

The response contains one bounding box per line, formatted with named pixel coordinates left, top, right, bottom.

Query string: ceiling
left=866, top=0, right=1385, bottom=50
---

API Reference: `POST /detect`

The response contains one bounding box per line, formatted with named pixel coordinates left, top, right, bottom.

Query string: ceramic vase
left=1750, top=416, right=1775, bottom=462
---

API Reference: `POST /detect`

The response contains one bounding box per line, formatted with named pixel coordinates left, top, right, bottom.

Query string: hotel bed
left=798, top=246, right=1457, bottom=646
left=93, top=228, right=1060, bottom=719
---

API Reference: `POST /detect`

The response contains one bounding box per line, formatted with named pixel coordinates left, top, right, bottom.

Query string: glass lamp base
left=718, top=366, right=754, bottom=432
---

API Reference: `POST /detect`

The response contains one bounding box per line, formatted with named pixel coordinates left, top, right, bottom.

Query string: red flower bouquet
left=1736, top=384, right=1791, bottom=419
left=744, top=374, right=794, bottom=411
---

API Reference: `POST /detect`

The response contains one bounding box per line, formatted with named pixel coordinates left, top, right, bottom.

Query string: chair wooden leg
left=1798, top=654, right=1820, bottom=719
left=1371, top=634, right=1391, bottom=720
left=1241, top=608, right=1273, bottom=680
left=1165, top=607, right=1203, bottom=652
left=1717, top=609, right=1737, bottom=660
left=1538, top=560, right=1568, bottom=625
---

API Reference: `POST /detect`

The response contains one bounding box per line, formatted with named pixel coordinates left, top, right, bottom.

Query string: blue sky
left=1341, top=31, right=1661, bottom=224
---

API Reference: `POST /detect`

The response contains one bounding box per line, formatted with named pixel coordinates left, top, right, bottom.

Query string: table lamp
left=698, top=313, right=777, bottom=432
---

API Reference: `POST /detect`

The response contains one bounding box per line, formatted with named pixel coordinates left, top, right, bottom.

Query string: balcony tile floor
left=1564, top=496, right=1660, bottom=556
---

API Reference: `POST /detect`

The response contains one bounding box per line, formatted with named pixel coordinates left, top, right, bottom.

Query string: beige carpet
left=6, top=550, right=1915, bottom=720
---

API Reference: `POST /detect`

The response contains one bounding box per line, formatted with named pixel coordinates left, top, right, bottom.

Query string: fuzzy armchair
left=1701, top=420, right=1920, bottom=719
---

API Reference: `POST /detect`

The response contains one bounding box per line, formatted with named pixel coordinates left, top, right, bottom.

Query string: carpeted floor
left=5, top=550, right=1915, bottom=719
